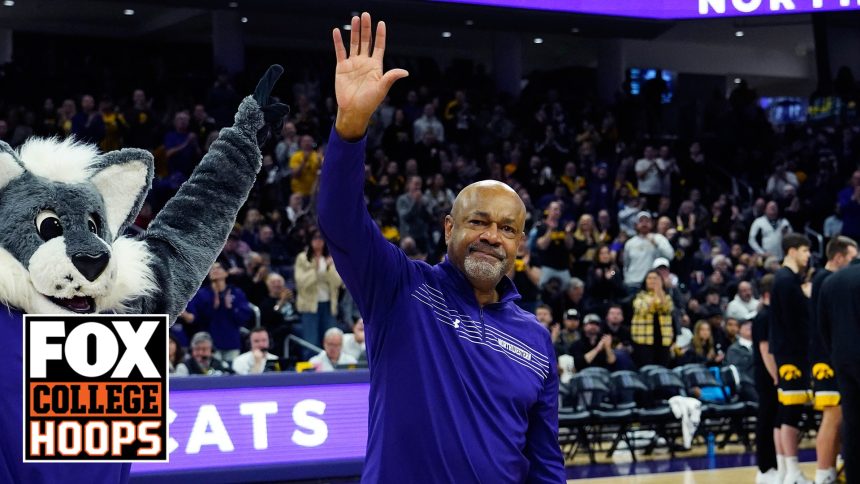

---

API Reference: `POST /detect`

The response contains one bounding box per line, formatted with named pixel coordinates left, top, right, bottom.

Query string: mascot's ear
left=0, top=141, right=25, bottom=191
left=89, top=148, right=154, bottom=240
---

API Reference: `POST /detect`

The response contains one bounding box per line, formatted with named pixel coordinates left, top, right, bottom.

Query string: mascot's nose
left=72, top=252, right=110, bottom=282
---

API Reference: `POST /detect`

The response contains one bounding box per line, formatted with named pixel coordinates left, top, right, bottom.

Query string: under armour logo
left=453, top=318, right=460, bottom=329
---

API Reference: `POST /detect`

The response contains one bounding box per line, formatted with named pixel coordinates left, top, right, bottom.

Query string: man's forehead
left=465, top=207, right=520, bottom=222
left=457, top=186, right=524, bottom=218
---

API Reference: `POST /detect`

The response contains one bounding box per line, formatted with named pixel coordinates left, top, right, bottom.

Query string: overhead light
left=533, top=37, right=544, bottom=44
left=3, top=0, right=14, bottom=6
left=442, top=31, right=452, bottom=38
left=734, top=78, right=742, bottom=84
left=735, top=30, right=744, bottom=37
left=123, top=8, right=135, bottom=15
left=571, top=27, right=580, bottom=33
left=228, top=1, right=238, bottom=6
left=240, top=16, right=248, bottom=23
left=343, top=24, right=351, bottom=31
left=465, top=19, right=474, bottom=26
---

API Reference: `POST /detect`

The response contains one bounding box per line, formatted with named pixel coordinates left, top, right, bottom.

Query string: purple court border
left=429, top=0, right=860, bottom=20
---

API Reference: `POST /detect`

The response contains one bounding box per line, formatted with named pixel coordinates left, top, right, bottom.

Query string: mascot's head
left=0, top=137, right=156, bottom=314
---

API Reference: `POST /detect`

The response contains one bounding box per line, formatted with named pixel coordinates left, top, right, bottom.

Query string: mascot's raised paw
left=253, top=64, right=290, bottom=146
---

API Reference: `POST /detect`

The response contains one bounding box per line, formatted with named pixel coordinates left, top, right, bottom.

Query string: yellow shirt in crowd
left=289, top=150, right=321, bottom=196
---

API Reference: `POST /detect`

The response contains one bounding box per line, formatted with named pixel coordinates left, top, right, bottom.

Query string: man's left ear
left=89, top=148, right=154, bottom=240
left=444, top=215, right=453, bottom=245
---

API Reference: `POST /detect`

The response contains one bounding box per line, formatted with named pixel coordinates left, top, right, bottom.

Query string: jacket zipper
left=479, top=307, right=486, bottom=342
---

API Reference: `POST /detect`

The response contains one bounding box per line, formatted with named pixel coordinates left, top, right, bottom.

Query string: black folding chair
left=578, top=367, right=612, bottom=394
left=601, top=370, right=652, bottom=460
left=680, top=364, right=749, bottom=450
left=639, top=364, right=666, bottom=375
left=720, top=365, right=759, bottom=447
left=559, top=374, right=611, bottom=464
left=558, top=408, right=594, bottom=464
left=640, top=367, right=686, bottom=456
left=572, top=372, right=639, bottom=462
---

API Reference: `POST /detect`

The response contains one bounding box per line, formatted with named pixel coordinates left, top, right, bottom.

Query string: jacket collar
left=438, top=256, right=521, bottom=307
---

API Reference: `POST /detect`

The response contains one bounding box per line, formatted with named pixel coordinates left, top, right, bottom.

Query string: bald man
left=317, top=12, right=565, bottom=484
left=726, top=281, right=759, bottom=321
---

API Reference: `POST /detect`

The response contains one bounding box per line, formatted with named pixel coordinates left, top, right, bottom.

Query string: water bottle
left=706, top=432, right=716, bottom=467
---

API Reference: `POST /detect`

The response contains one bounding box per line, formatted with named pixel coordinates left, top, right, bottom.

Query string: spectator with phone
left=233, top=327, right=281, bottom=375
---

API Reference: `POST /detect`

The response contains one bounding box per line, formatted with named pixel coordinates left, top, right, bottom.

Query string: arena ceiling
left=0, top=0, right=677, bottom=44
left=4, top=1, right=855, bottom=50
left=3, top=0, right=858, bottom=92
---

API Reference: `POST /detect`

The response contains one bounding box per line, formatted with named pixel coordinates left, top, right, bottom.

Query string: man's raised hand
left=333, top=12, right=408, bottom=140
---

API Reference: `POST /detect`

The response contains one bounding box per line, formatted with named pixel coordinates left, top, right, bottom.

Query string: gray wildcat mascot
left=0, top=65, right=288, bottom=484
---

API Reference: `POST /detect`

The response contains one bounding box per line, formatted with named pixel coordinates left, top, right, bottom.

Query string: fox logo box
left=24, top=314, right=168, bottom=461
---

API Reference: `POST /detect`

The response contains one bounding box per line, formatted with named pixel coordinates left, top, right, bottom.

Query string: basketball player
left=769, top=233, right=813, bottom=484
left=818, top=260, right=860, bottom=484
left=808, top=236, right=856, bottom=484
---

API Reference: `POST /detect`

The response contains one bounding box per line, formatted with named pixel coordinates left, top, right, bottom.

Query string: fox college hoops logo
left=23, top=314, right=168, bottom=462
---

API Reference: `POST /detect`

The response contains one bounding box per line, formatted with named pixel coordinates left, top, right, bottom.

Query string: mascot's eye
left=87, top=215, right=99, bottom=234
left=35, top=210, right=63, bottom=241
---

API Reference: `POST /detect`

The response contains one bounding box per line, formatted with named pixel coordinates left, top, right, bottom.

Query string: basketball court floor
left=572, top=463, right=818, bottom=483
left=305, top=441, right=828, bottom=483
left=564, top=445, right=825, bottom=483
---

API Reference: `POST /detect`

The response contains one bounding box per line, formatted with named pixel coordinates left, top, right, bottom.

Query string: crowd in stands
left=4, top=54, right=860, bottom=386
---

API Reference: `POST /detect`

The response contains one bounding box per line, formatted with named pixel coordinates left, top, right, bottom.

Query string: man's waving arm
left=317, top=13, right=416, bottom=321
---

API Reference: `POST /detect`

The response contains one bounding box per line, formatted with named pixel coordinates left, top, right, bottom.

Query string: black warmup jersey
left=769, top=266, right=809, bottom=358
left=808, top=268, right=833, bottom=362
left=819, top=264, right=860, bottom=365
left=753, top=305, right=771, bottom=383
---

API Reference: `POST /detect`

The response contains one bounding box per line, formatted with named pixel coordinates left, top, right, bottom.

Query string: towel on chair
left=668, top=395, right=702, bottom=449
